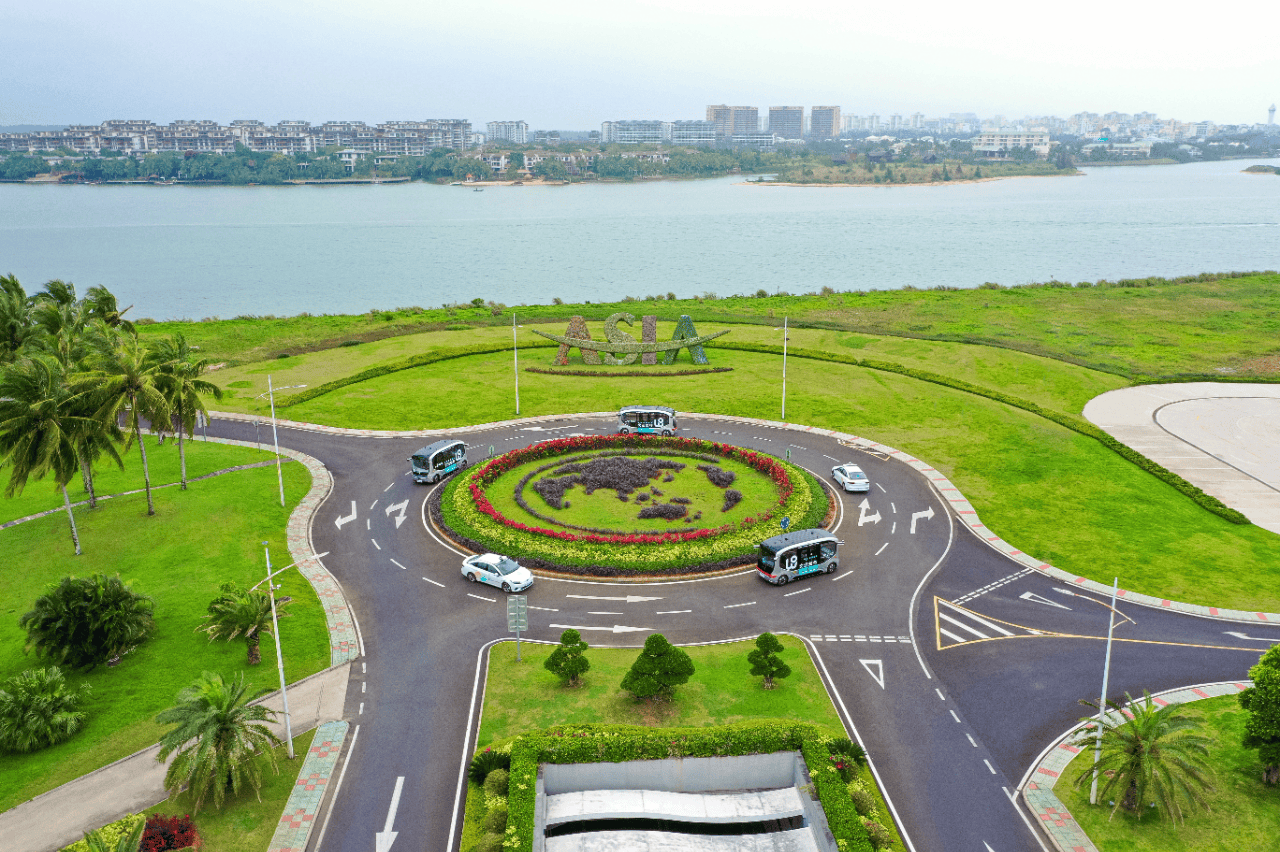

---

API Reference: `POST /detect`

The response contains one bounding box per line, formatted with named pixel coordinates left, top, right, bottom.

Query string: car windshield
left=491, top=558, right=520, bottom=575
left=852, top=472, right=866, bottom=479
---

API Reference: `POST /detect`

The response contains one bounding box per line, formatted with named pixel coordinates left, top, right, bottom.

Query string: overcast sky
left=3, top=0, right=1275, bottom=129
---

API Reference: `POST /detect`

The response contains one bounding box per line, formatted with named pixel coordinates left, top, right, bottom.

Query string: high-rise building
left=487, top=121, right=528, bottom=144
left=768, top=106, right=804, bottom=140
left=810, top=106, right=841, bottom=138
left=706, top=105, right=758, bottom=137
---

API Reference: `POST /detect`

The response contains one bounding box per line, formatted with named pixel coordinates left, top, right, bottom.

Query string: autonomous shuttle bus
left=410, top=440, right=468, bottom=484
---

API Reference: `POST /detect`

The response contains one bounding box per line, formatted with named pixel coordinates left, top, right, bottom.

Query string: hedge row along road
left=179, top=411, right=1280, bottom=852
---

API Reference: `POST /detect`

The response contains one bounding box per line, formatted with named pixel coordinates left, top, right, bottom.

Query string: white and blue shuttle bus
left=756, top=528, right=840, bottom=585
left=618, top=405, right=678, bottom=436
left=410, top=439, right=468, bottom=484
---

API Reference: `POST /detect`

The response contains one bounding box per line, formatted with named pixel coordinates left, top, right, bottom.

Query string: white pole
left=781, top=316, right=788, bottom=421
left=265, top=544, right=295, bottom=759
left=513, top=313, right=520, bottom=416
left=1090, top=576, right=1119, bottom=804
left=268, top=375, right=285, bottom=508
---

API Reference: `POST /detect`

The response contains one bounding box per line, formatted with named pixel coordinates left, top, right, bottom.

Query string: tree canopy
left=620, top=633, right=694, bottom=700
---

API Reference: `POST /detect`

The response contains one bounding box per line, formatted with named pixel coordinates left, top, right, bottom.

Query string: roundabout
left=434, top=434, right=828, bottom=575
left=173, top=405, right=1280, bottom=852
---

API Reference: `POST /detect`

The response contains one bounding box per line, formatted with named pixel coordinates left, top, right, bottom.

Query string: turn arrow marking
left=565, top=594, right=664, bottom=604
left=856, top=498, right=882, bottom=527
left=1225, top=631, right=1280, bottom=643
left=374, top=775, right=404, bottom=852
left=910, top=506, right=934, bottom=534
left=334, top=501, right=357, bottom=530
left=384, top=499, right=409, bottom=529
left=550, top=623, right=653, bottom=634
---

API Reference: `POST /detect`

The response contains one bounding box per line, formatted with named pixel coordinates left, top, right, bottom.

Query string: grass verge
left=0, top=462, right=328, bottom=812
left=1054, top=694, right=1280, bottom=851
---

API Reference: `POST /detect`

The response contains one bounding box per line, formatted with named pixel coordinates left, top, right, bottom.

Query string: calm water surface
left=0, top=160, right=1276, bottom=320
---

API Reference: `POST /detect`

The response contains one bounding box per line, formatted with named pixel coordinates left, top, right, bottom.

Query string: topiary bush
left=482, top=767, right=509, bottom=798
left=471, top=833, right=504, bottom=852
left=467, top=747, right=510, bottom=785
left=850, top=785, right=878, bottom=819
left=481, top=802, right=508, bottom=833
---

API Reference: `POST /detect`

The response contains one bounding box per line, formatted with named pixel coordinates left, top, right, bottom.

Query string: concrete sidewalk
left=1083, top=383, right=1280, bottom=534
left=0, top=663, right=349, bottom=852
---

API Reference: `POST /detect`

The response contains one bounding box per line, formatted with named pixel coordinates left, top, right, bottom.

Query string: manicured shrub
left=544, top=629, right=590, bottom=688
left=620, top=634, right=695, bottom=700
left=850, top=785, right=878, bottom=818
left=20, top=575, right=156, bottom=671
left=747, top=632, right=791, bottom=690
left=863, top=818, right=895, bottom=850
left=0, top=666, right=90, bottom=754
left=467, top=747, right=510, bottom=785
left=637, top=503, right=686, bottom=520
left=829, top=736, right=868, bottom=766
left=483, top=767, right=509, bottom=797
left=140, top=813, right=200, bottom=851
left=59, top=813, right=145, bottom=852
left=482, top=802, right=508, bottom=833
left=471, top=832, right=504, bottom=852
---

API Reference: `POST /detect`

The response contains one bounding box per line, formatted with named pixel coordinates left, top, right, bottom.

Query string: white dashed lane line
left=875, top=543, right=888, bottom=556
left=384, top=482, right=395, bottom=492
left=724, top=602, right=757, bottom=609
left=467, top=593, right=497, bottom=603
left=875, top=483, right=887, bottom=493
left=369, top=500, right=378, bottom=511
left=809, top=634, right=911, bottom=643
left=657, top=610, right=691, bottom=614
left=391, top=559, right=407, bottom=570
left=783, top=588, right=811, bottom=597
left=371, top=539, right=381, bottom=550
left=529, top=605, right=559, bottom=612
left=422, top=576, right=446, bottom=588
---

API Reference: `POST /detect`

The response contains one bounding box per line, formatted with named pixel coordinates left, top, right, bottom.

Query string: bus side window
left=820, top=541, right=836, bottom=560
left=803, top=544, right=821, bottom=567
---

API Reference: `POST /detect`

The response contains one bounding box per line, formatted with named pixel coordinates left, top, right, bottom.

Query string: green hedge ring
left=433, top=434, right=830, bottom=576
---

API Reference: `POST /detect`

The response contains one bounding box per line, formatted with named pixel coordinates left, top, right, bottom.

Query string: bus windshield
left=757, top=544, right=777, bottom=571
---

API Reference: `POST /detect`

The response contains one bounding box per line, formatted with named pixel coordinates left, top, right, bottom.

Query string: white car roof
left=836, top=463, right=864, bottom=473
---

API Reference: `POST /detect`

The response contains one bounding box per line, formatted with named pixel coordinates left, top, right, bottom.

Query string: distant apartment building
left=971, top=131, right=1051, bottom=159
left=0, top=118, right=472, bottom=155
left=768, top=107, right=804, bottom=141
left=599, top=120, right=715, bottom=146
left=706, top=105, right=759, bottom=137
left=487, top=121, right=528, bottom=144
left=728, top=133, right=776, bottom=151
left=669, top=121, right=716, bottom=146
left=809, top=106, right=841, bottom=138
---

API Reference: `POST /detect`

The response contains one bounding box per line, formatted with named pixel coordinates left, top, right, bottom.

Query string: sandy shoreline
left=738, top=172, right=1082, bottom=188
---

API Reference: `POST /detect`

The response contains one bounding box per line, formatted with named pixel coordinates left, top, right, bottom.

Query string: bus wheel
left=661, top=430, right=672, bottom=437
left=826, top=563, right=837, bottom=574
left=777, top=575, right=789, bottom=586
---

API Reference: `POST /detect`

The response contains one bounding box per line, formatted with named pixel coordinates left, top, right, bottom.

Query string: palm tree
left=20, top=574, right=156, bottom=670
left=0, top=356, right=92, bottom=553
left=0, top=666, right=91, bottom=753
left=82, top=817, right=145, bottom=852
left=199, top=583, right=286, bottom=665
left=83, top=285, right=135, bottom=334
left=0, top=273, right=37, bottom=364
left=1071, top=690, right=1215, bottom=823
left=81, top=328, right=170, bottom=516
left=152, top=334, right=223, bottom=489
left=155, top=671, right=283, bottom=813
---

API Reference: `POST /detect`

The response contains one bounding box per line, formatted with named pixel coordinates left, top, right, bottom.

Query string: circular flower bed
left=433, top=434, right=830, bottom=576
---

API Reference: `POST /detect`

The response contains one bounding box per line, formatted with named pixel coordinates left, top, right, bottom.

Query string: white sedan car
left=462, top=553, right=534, bottom=593
left=831, top=463, right=871, bottom=493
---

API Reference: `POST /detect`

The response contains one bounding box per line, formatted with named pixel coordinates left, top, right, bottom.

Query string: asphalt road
left=205, top=412, right=1280, bottom=852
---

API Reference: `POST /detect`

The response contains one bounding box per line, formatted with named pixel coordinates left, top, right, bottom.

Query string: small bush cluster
left=721, top=489, right=743, bottom=512
left=60, top=814, right=145, bottom=852
left=532, top=455, right=686, bottom=509
left=637, top=502, right=688, bottom=520
left=697, top=464, right=737, bottom=488
left=140, top=814, right=200, bottom=851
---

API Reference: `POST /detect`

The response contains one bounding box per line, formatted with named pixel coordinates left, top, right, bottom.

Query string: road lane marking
left=334, top=501, right=357, bottom=529
left=949, top=710, right=961, bottom=723
left=588, top=611, right=623, bottom=615
left=891, top=503, right=897, bottom=513
left=859, top=659, right=885, bottom=689
left=362, top=681, right=366, bottom=694
left=468, top=593, right=497, bottom=602
left=371, top=538, right=381, bottom=550
left=966, top=734, right=977, bottom=747
left=724, top=602, right=757, bottom=609
left=529, top=605, right=559, bottom=612
left=875, top=483, right=887, bottom=493
left=391, top=559, right=407, bottom=570
left=875, top=543, right=888, bottom=556
left=566, top=594, right=663, bottom=603
left=359, top=702, right=364, bottom=714
left=422, top=576, right=445, bottom=587
left=1020, top=591, right=1071, bottom=610
left=832, top=570, right=854, bottom=581
left=910, top=506, right=935, bottom=533
left=783, top=588, right=811, bottom=597
left=891, top=522, right=896, bottom=534
left=984, top=759, right=996, bottom=775
left=823, top=454, right=840, bottom=462
left=369, top=500, right=378, bottom=511
left=936, top=688, right=946, bottom=701
left=939, top=600, right=1014, bottom=636
left=384, top=482, right=395, bottom=491
left=549, top=623, right=652, bottom=634
left=657, top=610, right=692, bottom=614
left=366, top=518, right=370, bottom=530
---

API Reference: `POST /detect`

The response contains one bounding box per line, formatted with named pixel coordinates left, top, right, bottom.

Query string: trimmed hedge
left=713, top=341, right=1251, bottom=526
left=501, top=721, right=872, bottom=852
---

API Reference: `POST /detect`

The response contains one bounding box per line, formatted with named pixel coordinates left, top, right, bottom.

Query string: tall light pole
left=258, top=378, right=306, bottom=508
left=1090, top=576, right=1120, bottom=804
left=513, top=314, right=521, bottom=416
left=775, top=317, right=788, bottom=421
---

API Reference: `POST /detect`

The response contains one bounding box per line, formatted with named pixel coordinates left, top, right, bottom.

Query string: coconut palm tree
left=0, top=273, right=37, bottom=364
left=81, top=328, right=169, bottom=516
left=152, top=334, right=223, bottom=489
left=83, top=285, right=135, bottom=334
left=1071, top=690, right=1214, bottom=823
left=0, top=356, right=92, bottom=553
left=156, top=671, right=283, bottom=813
left=199, top=583, right=286, bottom=665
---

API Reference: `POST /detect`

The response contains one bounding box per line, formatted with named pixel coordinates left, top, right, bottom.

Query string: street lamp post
left=775, top=317, right=789, bottom=421
left=513, top=314, right=522, bottom=416
left=258, top=378, right=306, bottom=508
left=1090, top=576, right=1120, bottom=805
left=250, top=546, right=328, bottom=760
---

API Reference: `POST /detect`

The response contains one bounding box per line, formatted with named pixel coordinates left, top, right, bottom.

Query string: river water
left=1, top=160, right=1276, bottom=320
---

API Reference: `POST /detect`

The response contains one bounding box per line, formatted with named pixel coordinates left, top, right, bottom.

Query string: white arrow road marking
left=1019, top=591, right=1072, bottom=610
left=334, top=501, right=357, bottom=529
left=565, top=594, right=664, bottom=603
left=374, top=776, right=404, bottom=852
left=1226, top=631, right=1280, bottom=642
left=385, top=499, right=409, bottom=529
left=910, top=506, right=935, bottom=533
left=859, top=659, right=885, bottom=689
left=519, top=425, right=578, bottom=432
left=985, top=843, right=997, bottom=852
left=857, top=498, right=882, bottom=526
left=549, top=623, right=653, bottom=634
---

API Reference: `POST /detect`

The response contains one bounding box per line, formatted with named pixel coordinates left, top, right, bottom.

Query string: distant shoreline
left=739, top=172, right=1083, bottom=188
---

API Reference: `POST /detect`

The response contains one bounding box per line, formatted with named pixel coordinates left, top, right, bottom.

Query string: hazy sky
left=3, top=0, right=1275, bottom=129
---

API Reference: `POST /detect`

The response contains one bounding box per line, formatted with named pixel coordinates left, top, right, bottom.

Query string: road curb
left=1019, top=680, right=1251, bottom=852
left=266, top=720, right=350, bottom=852
left=208, top=409, right=1280, bottom=626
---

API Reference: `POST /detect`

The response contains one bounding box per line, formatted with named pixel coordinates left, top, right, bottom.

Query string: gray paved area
left=1083, top=383, right=1280, bottom=534
left=545, top=788, right=804, bottom=825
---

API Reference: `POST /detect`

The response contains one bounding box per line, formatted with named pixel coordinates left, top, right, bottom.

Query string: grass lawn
left=139, top=271, right=1280, bottom=380
left=142, top=729, right=316, bottom=852
left=0, top=462, right=329, bottom=812
left=0, top=437, right=282, bottom=525
left=1055, top=695, right=1280, bottom=851
left=241, top=347, right=1280, bottom=613
left=467, top=638, right=905, bottom=851
left=486, top=451, right=780, bottom=534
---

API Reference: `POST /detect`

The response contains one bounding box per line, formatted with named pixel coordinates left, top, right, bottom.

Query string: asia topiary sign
left=531, top=312, right=729, bottom=366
